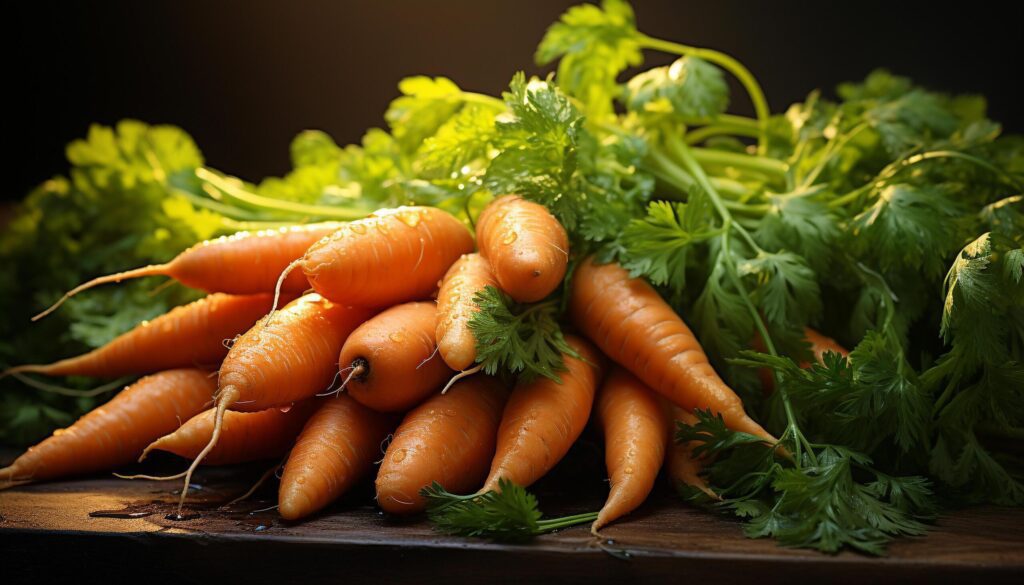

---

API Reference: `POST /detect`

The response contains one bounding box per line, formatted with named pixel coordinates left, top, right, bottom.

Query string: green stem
left=196, top=168, right=371, bottom=220
left=535, top=511, right=600, bottom=533
left=685, top=122, right=760, bottom=145
left=689, top=148, right=788, bottom=181
left=799, top=123, right=868, bottom=189
left=638, top=35, right=771, bottom=155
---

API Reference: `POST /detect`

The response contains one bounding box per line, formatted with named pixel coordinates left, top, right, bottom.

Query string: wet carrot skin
left=300, top=206, right=474, bottom=308
left=218, top=294, right=374, bottom=411
left=279, top=395, right=397, bottom=520
left=593, top=367, right=671, bottom=530
left=342, top=302, right=452, bottom=413
left=144, top=400, right=318, bottom=465
left=435, top=253, right=499, bottom=371
left=0, top=369, right=216, bottom=485
left=8, top=293, right=286, bottom=379
left=481, top=335, right=604, bottom=492
left=375, top=375, right=509, bottom=515
left=476, top=195, right=570, bottom=303
left=569, top=257, right=774, bottom=442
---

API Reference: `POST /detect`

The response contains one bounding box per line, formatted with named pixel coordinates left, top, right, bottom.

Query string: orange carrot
left=279, top=395, right=396, bottom=520
left=376, top=375, right=508, bottom=514
left=475, top=195, right=569, bottom=303
left=173, top=294, right=371, bottom=514
left=340, top=301, right=452, bottom=412
left=293, top=206, right=474, bottom=308
left=0, top=369, right=215, bottom=488
left=481, top=335, right=603, bottom=492
left=435, top=253, right=498, bottom=371
left=756, top=327, right=850, bottom=393
left=5, top=293, right=285, bottom=379
left=142, top=400, right=318, bottom=465
left=569, top=257, right=774, bottom=442
left=667, top=407, right=718, bottom=500
left=592, top=367, right=671, bottom=532
left=33, top=223, right=342, bottom=320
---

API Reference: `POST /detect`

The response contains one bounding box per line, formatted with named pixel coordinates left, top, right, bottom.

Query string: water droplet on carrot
left=389, top=331, right=406, bottom=343
left=349, top=223, right=367, bottom=235
left=502, top=231, right=518, bottom=245
left=392, top=448, right=407, bottom=463
left=397, top=212, right=421, bottom=227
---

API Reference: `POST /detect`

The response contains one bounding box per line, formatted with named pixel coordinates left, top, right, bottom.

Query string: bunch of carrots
left=0, top=195, right=846, bottom=534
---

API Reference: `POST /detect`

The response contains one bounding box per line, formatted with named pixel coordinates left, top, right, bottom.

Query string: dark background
left=6, top=1, right=1023, bottom=201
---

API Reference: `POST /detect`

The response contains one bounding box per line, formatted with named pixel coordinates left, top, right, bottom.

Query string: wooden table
left=2, top=458, right=1022, bottom=585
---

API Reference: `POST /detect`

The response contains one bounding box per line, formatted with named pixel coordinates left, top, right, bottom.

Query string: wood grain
left=1, top=459, right=1022, bottom=585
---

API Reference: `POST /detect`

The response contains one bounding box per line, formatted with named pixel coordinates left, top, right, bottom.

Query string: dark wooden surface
left=2, top=459, right=1023, bottom=585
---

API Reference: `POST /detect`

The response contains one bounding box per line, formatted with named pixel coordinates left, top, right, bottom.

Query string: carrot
left=4, top=293, right=286, bottom=379
left=172, top=294, right=371, bottom=514
left=142, top=400, right=318, bottom=465
left=475, top=195, right=569, bottom=303
left=481, top=335, right=603, bottom=492
left=291, top=206, right=474, bottom=308
left=569, top=257, right=775, bottom=442
left=756, top=327, right=850, bottom=393
left=666, top=407, right=718, bottom=500
left=435, top=253, right=498, bottom=371
left=0, top=369, right=215, bottom=488
left=376, top=375, right=508, bottom=514
left=279, top=395, right=396, bottom=520
left=340, top=301, right=452, bottom=412
left=33, top=223, right=342, bottom=320
left=592, top=367, right=671, bottom=532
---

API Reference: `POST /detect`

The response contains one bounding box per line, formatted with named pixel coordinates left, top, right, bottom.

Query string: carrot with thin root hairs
left=33, top=223, right=343, bottom=320
left=4, top=293, right=285, bottom=380
left=279, top=395, right=396, bottom=520
left=435, top=253, right=498, bottom=371
left=476, top=195, right=569, bottom=303
left=570, top=257, right=775, bottom=442
left=592, top=368, right=671, bottom=532
left=668, top=407, right=719, bottom=500
left=481, top=335, right=603, bottom=492
left=0, top=369, right=215, bottom=488
left=340, top=301, right=452, bottom=412
left=173, top=294, right=371, bottom=515
left=289, top=206, right=473, bottom=308
left=142, top=400, right=318, bottom=465
left=376, top=375, right=508, bottom=514
left=756, top=327, right=850, bottom=393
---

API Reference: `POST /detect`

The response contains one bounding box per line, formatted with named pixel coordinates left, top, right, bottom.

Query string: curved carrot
left=340, top=301, right=452, bottom=412
left=0, top=369, right=215, bottom=488
left=297, top=206, right=474, bottom=308
left=33, top=223, right=342, bottom=320
left=279, top=395, right=396, bottom=520
left=667, top=407, right=718, bottom=500
left=376, top=375, right=508, bottom=514
left=569, top=257, right=774, bottom=442
left=5, top=293, right=286, bottom=379
left=476, top=195, right=569, bottom=303
left=173, top=294, right=371, bottom=514
left=593, top=367, right=671, bottom=532
left=481, top=335, right=603, bottom=492
left=142, top=400, right=318, bottom=465
left=435, top=253, right=498, bottom=371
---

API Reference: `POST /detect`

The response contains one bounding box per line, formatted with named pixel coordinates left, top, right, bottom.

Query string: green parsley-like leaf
left=624, top=56, right=729, bottom=119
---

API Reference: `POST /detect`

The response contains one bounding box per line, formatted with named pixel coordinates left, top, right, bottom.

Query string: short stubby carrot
left=569, top=257, right=774, bottom=442
left=475, top=195, right=569, bottom=303
left=5, top=293, right=284, bottom=379
left=593, top=367, right=671, bottom=532
left=481, top=335, right=603, bottom=492
left=340, top=301, right=452, bottom=412
left=279, top=395, right=396, bottom=520
left=142, top=400, right=318, bottom=465
left=0, top=369, right=215, bottom=488
left=667, top=407, right=718, bottom=500
left=295, top=206, right=474, bottom=308
left=375, top=375, right=508, bottom=514
left=172, top=294, right=371, bottom=514
left=435, top=253, right=498, bottom=371
left=33, top=222, right=342, bottom=320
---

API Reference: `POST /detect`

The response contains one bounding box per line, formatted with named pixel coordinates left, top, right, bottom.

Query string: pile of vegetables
left=2, top=0, right=1023, bottom=555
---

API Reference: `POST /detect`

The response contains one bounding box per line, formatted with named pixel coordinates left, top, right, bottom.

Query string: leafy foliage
left=624, top=57, right=729, bottom=119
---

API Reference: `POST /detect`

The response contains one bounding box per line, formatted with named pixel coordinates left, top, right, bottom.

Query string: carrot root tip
left=440, top=364, right=483, bottom=395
